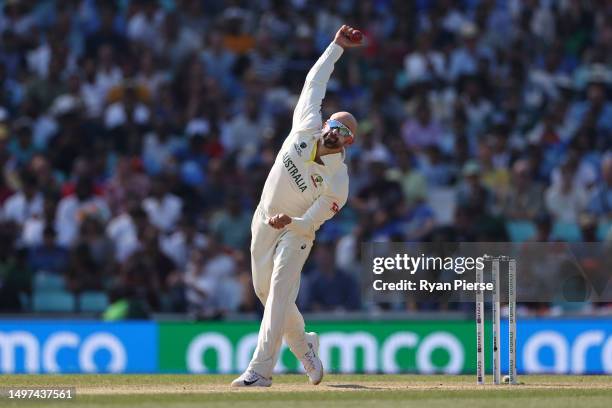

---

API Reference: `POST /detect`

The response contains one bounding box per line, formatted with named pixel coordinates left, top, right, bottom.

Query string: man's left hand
left=268, top=214, right=292, bottom=229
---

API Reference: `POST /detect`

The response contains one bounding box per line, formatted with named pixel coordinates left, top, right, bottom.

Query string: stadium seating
left=32, top=291, right=75, bottom=313
left=78, top=291, right=110, bottom=313
left=33, top=271, right=66, bottom=292
left=506, top=221, right=537, bottom=242
left=551, top=222, right=583, bottom=242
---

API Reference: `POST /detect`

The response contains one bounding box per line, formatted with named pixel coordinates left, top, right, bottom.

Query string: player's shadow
left=327, top=384, right=383, bottom=390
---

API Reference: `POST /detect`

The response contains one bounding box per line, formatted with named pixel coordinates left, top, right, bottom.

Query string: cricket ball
left=348, top=29, right=363, bottom=43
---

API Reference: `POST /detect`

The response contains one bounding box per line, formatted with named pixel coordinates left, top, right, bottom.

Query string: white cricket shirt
left=259, top=42, right=349, bottom=239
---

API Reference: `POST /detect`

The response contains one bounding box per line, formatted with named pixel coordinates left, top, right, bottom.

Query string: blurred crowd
left=0, top=0, right=610, bottom=317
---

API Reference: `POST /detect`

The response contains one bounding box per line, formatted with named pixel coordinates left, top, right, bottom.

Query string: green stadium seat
left=32, top=290, right=75, bottom=312
left=33, top=271, right=66, bottom=292
left=551, top=222, right=582, bottom=242
left=597, top=221, right=611, bottom=241
left=79, top=291, right=109, bottom=313
left=506, top=221, right=536, bottom=242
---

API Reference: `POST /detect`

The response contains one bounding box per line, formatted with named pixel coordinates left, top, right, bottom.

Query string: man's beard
left=322, top=131, right=340, bottom=148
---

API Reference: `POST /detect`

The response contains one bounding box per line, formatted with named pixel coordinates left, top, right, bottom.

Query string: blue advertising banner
left=0, top=321, right=157, bottom=373
left=0, top=318, right=610, bottom=374
left=501, top=319, right=612, bottom=374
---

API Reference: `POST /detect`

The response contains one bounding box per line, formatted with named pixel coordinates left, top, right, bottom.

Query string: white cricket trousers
left=247, top=205, right=314, bottom=378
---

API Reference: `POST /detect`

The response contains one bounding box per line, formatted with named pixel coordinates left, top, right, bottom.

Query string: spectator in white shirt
left=545, top=162, right=588, bottom=223
left=95, top=44, right=123, bottom=101
left=142, top=175, right=182, bottom=233
left=3, top=171, right=44, bottom=226
left=161, top=217, right=208, bottom=270
left=55, top=177, right=110, bottom=247
left=107, top=204, right=149, bottom=263
left=221, top=98, right=272, bottom=164
left=184, top=241, right=242, bottom=317
left=404, top=32, right=445, bottom=84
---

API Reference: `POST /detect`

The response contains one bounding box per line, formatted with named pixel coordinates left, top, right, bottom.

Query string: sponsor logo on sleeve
left=331, top=202, right=340, bottom=214
left=293, top=142, right=308, bottom=156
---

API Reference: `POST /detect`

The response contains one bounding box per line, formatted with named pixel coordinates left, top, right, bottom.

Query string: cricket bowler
left=231, top=25, right=363, bottom=387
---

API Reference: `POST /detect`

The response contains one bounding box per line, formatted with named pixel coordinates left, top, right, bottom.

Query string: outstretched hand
left=268, top=214, right=292, bottom=229
left=333, top=25, right=365, bottom=49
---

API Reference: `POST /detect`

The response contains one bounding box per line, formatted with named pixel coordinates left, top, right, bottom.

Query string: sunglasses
left=326, top=119, right=354, bottom=139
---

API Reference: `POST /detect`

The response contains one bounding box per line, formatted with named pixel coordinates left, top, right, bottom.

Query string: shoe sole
left=231, top=381, right=272, bottom=388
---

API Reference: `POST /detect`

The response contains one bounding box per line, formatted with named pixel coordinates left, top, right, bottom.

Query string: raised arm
left=292, top=25, right=364, bottom=132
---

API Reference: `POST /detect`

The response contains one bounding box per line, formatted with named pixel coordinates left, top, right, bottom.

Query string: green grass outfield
left=0, top=374, right=610, bottom=408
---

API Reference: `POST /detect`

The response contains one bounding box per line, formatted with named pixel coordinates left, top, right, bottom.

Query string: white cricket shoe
left=230, top=369, right=272, bottom=387
left=301, top=332, right=324, bottom=385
